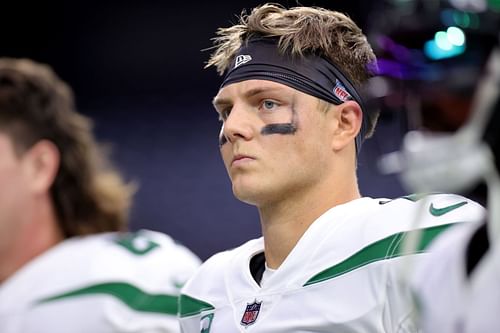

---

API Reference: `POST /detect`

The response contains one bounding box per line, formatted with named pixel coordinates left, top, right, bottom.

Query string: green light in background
left=453, top=11, right=470, bottom=28
left=488, top=0, right=500, bottom=11
left=469, top=13, right=480, bottom=28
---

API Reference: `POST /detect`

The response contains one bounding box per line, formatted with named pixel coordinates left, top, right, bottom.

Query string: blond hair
left=207, top=3, right=379, bottom=137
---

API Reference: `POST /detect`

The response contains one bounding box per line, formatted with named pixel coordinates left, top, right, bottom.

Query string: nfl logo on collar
left=240, top=300, right=262, bottom=326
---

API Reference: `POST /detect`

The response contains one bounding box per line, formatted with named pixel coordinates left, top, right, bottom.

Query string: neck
left=259, top=171, right=360, bottom=269
left=0, top=197, right=63, bottom=284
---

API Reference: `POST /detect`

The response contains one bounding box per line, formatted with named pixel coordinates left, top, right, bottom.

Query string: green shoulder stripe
left=37, top=282, right=178, bottom=315
left=304, top=223, right=456, bottom=286
left=179, top=294, right=215, bottom=318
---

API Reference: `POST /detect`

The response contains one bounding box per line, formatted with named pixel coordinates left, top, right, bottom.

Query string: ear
left=330, top=101, right=362, bottom=151
left=22, top=140, right=60, bottom=195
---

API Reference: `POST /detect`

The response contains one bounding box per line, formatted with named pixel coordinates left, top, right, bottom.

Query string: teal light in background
left=435, top=31, right=453, bottom=50
left=424, top=40, right=466, bottom=60
left=447, top=27, right=466, bottom=46
left=424, top=26, right=466, bottom=60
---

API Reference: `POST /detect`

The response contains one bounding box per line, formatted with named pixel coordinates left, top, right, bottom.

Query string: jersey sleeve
left=178, top=250, right=232, bottom=333
left=380, top=193, right=485, bottom=333
left=104, top=229, right=202, bottom=332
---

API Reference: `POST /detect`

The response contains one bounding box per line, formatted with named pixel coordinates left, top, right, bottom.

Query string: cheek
left=219, top=146, right=232, bottom=169
left=0, top=173, right=26, bottom=228
left=267, top=127, right=324, bottom=166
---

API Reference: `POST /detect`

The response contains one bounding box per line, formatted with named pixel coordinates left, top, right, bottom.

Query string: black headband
left=221, top=38, right=368, bottom=150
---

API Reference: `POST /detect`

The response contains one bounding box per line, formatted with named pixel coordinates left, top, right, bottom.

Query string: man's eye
left=219, top=108, right=231, bottom=121
left=262, top=100, right=278, bottom=110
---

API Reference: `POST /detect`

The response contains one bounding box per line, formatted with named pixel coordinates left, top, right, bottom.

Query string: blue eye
left=262, top=100, right=277, bottom=110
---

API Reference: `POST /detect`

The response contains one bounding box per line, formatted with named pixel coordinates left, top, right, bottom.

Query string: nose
left=220, top=104, right=254, bottom=145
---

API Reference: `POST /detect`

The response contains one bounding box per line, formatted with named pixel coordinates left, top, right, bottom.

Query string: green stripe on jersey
left=37, top=282, right=178, bottom=314
left=179, top=294, right=215, bottom=317
left=304, top=223, right=456, bottom=286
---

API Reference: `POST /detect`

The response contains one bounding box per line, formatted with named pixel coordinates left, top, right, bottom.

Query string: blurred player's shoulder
left=410, top=219, right=494, bottom=332
left=2, top=230, right=200, bottom=298
left=0, top=229, right=201, bottom=333
left=99, top=229, right=202, bottom=279
left=31, top=229, right=201, bottom=290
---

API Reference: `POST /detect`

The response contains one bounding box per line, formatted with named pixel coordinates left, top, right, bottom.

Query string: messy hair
left=207, top=3, right=379, bottom=138
left=0, top=58, right=134, bottom=237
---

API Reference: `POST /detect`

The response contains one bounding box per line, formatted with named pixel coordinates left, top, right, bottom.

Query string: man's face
left=0, top=132, right=31, bottom=255
left=213, top=80, right=335, bottom=206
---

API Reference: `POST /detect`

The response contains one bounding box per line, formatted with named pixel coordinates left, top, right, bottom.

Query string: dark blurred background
left=1, top=0, right=406, bottom=260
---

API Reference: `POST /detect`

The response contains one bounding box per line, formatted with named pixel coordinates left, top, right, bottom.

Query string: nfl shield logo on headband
left=234, top=55, right=252, bottom=68
left=333, top=79, right=352, bottom=102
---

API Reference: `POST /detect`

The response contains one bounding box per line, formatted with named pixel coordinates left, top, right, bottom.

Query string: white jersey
left=0, top=229, right=201, bottom=333
left=179, top=194, right=484, bottom=333
left=412, top=220, right=500, bottom=333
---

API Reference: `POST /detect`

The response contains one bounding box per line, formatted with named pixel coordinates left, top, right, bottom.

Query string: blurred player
left=178, top=4, right=484, bottom=332
left=366, top=0, right=500, bottom=331
left=0, top=58, right=201, bottom=333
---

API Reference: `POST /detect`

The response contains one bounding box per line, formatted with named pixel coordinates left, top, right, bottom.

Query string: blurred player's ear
left=24, top=140, right=60, bottom=194
left=330, top=100, right=362, bottom=151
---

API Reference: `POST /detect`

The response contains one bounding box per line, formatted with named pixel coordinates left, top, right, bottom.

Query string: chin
left=231, top=183, right=266, bottom=206
left=232, top=188, right=257, bottom=205
left=232, top=183, right=283, bottom=207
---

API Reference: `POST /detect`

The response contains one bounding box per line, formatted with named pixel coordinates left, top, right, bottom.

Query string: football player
left=178, top=4, right=484, bottom=332
left=0, top=58, right=201, bottom=332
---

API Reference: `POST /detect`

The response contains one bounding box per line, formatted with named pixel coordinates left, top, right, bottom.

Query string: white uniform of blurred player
left=0, top=58, right=201, bottom=332
left=366, top=1, right=500, bottom=332
left=0, top=230, right=200, bottom=333
left=413, top=221, right=500, bottom=333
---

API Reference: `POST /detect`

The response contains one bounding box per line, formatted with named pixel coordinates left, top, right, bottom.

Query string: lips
left=232, top=154, right=255, bottom=166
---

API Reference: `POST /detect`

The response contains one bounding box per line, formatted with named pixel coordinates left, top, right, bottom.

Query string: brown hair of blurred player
left=0, top=58, right=134, bottom=238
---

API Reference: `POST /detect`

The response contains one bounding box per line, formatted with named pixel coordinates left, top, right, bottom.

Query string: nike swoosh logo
left=429, top=201, right=468, bottom=216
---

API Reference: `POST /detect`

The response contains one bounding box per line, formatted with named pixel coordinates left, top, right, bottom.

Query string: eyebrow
left=212, top=86, right=285, bottom=110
